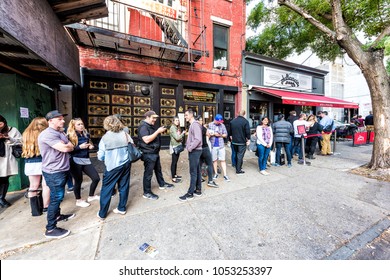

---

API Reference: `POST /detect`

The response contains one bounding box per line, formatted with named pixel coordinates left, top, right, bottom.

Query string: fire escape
left=149, top=0, right=207, bottom=64
left=65, top=0, right=208, bottom=65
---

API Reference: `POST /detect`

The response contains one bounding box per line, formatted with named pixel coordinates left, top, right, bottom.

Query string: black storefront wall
left=78, top=69, right=238, bottom=147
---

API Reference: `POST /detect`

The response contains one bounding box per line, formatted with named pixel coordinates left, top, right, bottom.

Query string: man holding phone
left=138, top=111, right=174, bottom=200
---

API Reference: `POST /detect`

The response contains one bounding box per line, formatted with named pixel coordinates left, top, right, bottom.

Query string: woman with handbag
left=0, top=115, right=22, bottom=208
left=169, top=116, right=185, bottom=183
left=97, top=115, right=133, bottom=219
left=22, top=117, right=50, bottom=216
left=67, top=118, right=100, bottom=208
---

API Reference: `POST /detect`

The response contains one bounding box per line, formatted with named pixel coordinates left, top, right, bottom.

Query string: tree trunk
left=361, top=56, right=390, bottom=170
left=344, top=46, right=390, bottom=170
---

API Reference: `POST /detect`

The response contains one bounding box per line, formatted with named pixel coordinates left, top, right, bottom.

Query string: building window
left=213, top=24, right=229, bottom=69
left=249, top=101, right=268, bottom=128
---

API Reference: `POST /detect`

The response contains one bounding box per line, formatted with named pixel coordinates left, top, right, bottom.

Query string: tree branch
left=277, top=0, right=336, bottom=41
left=370, top=25, right=390, bottom=50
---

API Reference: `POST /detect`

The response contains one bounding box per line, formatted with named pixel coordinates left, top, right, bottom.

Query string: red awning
left=252, top=87, right=359, bottom=109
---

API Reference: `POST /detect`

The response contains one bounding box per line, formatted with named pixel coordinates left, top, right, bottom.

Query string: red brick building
left=66, top=0, right=246, bottom=145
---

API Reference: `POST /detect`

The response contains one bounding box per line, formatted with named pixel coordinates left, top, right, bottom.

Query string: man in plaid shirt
left=208, top=114, right=230, bottom=182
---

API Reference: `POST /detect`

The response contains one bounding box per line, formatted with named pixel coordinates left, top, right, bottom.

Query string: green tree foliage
left=246, top=0, right=390, bottom=170
left=246, top=0, right=390, bottom=65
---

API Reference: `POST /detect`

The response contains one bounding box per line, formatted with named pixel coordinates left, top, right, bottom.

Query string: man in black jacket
left=138, top=111, right=174, bottom=200
left=229, top=110, right=250, bottom=174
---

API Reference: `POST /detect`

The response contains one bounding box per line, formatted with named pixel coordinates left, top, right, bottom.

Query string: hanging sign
left=264, top=67, right=313, bottom=92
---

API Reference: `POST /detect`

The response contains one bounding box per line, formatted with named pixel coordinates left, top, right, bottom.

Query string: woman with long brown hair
left=67, top=118, right=100, bottom=208
left=22, top=117, right=50, bottom=216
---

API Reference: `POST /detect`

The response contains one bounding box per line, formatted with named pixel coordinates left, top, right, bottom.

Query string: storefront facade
left=242, top=52, right=359, bottom=127
left=68, top=0, right=245, bottom=145
left=77, top=68, right=238, bottom=146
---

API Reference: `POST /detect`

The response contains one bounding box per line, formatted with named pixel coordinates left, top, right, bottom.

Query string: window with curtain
left=213, top=24, right=229, bottom=69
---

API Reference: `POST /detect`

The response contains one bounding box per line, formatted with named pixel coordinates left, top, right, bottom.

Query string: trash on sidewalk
left=139, top=242, right=159, bottom=258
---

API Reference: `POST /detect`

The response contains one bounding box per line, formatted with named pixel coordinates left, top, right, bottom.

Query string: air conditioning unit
left=214, top=59, right=227, bottom=69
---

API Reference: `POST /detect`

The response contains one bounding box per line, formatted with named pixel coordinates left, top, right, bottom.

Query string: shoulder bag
left=173, top=144, right=184, bottom=155
left=126, top=133, right=142, bottom=163
left=249, top=134, right=257, bottom=152
left=12, top=144, right=23, bottom=158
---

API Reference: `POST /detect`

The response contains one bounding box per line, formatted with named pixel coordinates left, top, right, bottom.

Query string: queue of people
left=0, top=108, right=374, bottom=240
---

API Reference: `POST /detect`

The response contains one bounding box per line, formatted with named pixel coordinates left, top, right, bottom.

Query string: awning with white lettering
left=252, top=87, right=359, bottom=109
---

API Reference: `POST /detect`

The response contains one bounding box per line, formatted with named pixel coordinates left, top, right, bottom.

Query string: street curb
left=324, top=216, right=390, bottom=260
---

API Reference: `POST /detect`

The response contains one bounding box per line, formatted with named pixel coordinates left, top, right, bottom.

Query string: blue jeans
left=294, top=137, right=306, bottom=160
left=257, top=144, right=271, bottom=171
left=188, top=150, right=202, bottom=194
left=276, top=142, right=292, bottom=165
left=291, top=135, right=301, bottom=156
left=288, top=135, right=293, bottom=155
left=42, top=171, right=68, bottom=231
left=231, top=143, right=237, bottom=167
left=99, top=161, right=131, bottom=218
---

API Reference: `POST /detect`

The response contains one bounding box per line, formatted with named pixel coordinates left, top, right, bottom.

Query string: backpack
left=249, top=134, right=257, bottom=152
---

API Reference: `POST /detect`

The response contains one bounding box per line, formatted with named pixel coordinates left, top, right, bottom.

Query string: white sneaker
left=113, top=208, right=126, bottom=215
left=76, top=200, right=90, bottom=208
left=260, top=170, right=269, bottom=176
left=97, top=211, right=105, bottom=221
left=87, top=195, right=100, bottom=202
left=223, top=175, right=231, bottom=182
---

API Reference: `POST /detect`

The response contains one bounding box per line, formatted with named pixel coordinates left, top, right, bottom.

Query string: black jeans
left=188, top=149, right=202, bottom=194
left=142, top=153, right=165, bottom=194
left=306, top=137, right=319, bottom=156
left=233, top=144, right=247, bottom=172
left=70, top=159, right=100, bottom=199
left=275, top=142, right=292, bottom=165
left=171, top=152, right=180, bottom=178
left=200, top=146, right=213, bottom=181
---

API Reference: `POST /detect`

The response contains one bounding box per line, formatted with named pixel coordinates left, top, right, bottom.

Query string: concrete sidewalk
left=1, top=141, right=389, bottom=260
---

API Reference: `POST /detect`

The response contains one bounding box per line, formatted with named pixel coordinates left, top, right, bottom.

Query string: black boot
left=0, top=198, right=9, bottom=208
left=0, top=183, right=11, bottom=208
left=30, top=196, right=43, bottom=216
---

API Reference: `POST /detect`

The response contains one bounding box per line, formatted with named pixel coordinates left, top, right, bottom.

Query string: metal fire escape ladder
left=150, top=14, right=188, bottom=48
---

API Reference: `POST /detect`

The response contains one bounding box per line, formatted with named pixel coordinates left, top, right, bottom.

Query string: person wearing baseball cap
left=208, top=113, right=230, bottom=182
left=45, top=110, right=68, bottom=120
left=38, top=110, right=75, bottom=239
left=137, top=110, right=174, bottom=200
